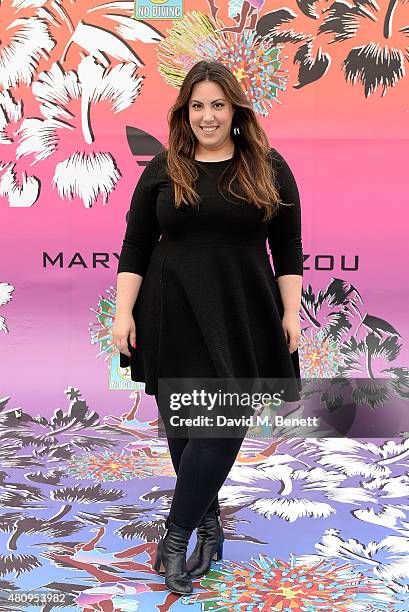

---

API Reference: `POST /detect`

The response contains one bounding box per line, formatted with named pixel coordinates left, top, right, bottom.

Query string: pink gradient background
left=1, top=0, right=408, bottom=417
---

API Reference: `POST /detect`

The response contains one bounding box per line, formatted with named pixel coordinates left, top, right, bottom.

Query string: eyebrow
left=190, top=99, right=226, bottom=103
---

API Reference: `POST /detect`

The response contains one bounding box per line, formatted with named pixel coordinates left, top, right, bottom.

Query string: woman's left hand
left=281, top=311, right=301, bottom=353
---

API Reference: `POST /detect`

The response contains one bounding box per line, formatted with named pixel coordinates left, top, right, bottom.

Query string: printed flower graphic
left=16, top=56, right=143, bottom=207
left=256, top=0, right=409, bottom=95
left=182, top=554, right=386, bottom=610
left=299, top=328, right=345, bottom=377
left=43, top=0, right=164, bottom=68
left=65, top=449, right=156, bottom=482
left=0, top=0, right=55, bottom=89
left=0, top=282, right=15, bottom=332
left=0, top=91, right=40, bottom=207
left=301, top=278, right=363, bottom=343
left=0, top=387, right=113, bottom=464
left=157, top=11, right=288, bottom=115
left=297, top=528, right=409, bottom=597
left=89, top=286, right=118, bottom=363
left=322, top=0, right=409, bottom=96
left=299, top=438, right=409, bottom=508
left=299, top=437, right=409, bottom=481
left=340, top=327, right=404, bottom=377
left=228, top=453, right=375, bottom=522
left=300, top=278, right=409, bottom=410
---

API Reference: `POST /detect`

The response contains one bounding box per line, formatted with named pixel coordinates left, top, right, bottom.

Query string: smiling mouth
left=200, top=126, right=219, bottom=132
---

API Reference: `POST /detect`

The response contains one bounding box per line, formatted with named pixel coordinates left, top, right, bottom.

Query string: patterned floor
left=1, top=389, right=408, bottom=612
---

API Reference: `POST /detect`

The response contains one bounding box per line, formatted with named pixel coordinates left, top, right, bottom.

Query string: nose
left=202, top=107, right=215, bottom=122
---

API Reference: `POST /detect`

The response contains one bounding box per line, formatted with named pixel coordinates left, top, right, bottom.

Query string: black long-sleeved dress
left=117, top=148, right=303, bottom=397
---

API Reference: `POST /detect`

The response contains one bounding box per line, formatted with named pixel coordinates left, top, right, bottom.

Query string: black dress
left=117, top=148, right=303, bottom=397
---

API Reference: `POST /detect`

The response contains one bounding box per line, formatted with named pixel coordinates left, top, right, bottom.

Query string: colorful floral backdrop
left=1, top=0, right=409, bottom=610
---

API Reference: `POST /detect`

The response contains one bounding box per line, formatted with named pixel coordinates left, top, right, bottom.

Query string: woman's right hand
left=111, top=313, right=136, bottom=358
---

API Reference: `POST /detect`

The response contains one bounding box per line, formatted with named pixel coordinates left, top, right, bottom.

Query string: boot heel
left=153, top=543, right=166, bottom=573
left=213, top=540, right=223, bottom=561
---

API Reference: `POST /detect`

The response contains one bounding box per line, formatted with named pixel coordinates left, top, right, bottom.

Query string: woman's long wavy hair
left=166, top=60, right=287, bottom=222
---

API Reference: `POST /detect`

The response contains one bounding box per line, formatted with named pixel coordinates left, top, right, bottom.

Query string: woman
left=112, top=60, right=303, bottom=594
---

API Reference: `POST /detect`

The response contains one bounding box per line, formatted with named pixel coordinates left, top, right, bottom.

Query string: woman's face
left=188, top=80, right=235, bottom=154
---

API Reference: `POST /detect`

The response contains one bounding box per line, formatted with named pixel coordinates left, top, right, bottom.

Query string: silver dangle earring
left=232, top=110, right=240, bottom=136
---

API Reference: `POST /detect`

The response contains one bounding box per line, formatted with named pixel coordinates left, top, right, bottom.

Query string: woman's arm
left=267, top=147, right=303, bottom=284
left=267, top=148, right=303, bottom=351
left=116, top=272, right=143, bottom=316
left=116, top=153, right=162, bottom=315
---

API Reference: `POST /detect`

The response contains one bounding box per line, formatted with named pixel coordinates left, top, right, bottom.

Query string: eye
left=191, top=103, right=224, bottom=109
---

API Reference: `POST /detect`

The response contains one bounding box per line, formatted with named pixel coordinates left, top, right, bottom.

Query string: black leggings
left=155, top=394, right=246, bottom=530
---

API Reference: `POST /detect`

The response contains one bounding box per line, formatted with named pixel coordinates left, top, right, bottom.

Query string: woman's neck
left=194, top=144, right=235, bottom=162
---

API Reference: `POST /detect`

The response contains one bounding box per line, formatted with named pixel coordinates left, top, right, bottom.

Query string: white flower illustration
left=0, top=0, right=55, bottom=89
left=295, top=527, right=409, bottom=592
left=52, top=151, right=120, bottom=207
left=43, top=0, right=163, bottom=68
left=0, top=282, right=15, bottom=332
left=299, top=438, right=409, bottom=481
left=227, top=455, right=375, bottom=522
left=0, top=90, right=40, bottom=207
left=16, top=56, right=143, bottom=207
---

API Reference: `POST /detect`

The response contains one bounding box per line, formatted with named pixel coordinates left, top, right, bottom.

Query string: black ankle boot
left=185, top=507, right=225, bottom=578
left=153, top=520, right=194, bottom=594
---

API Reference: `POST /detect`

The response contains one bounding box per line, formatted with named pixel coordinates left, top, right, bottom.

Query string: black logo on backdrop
left=42, top=252, right=360, bottom=270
